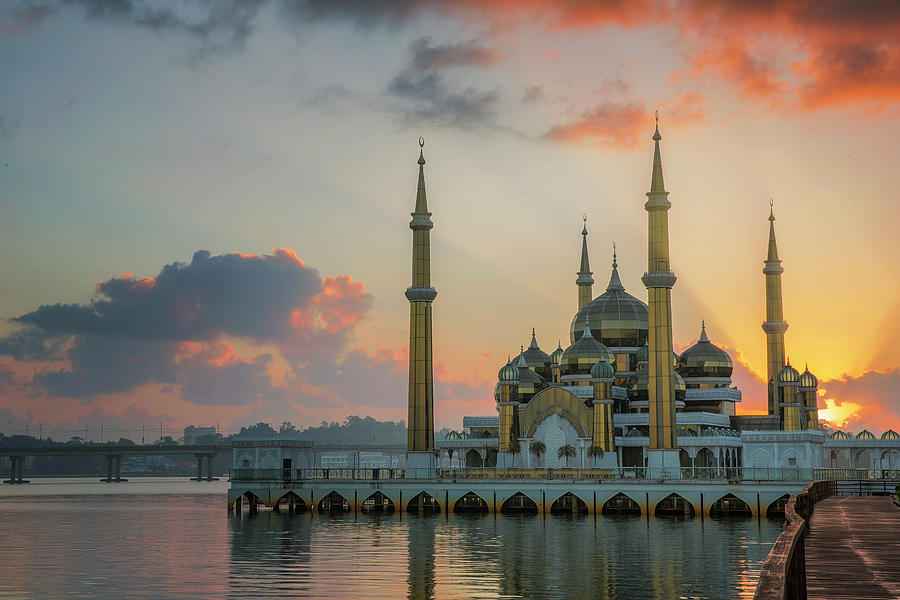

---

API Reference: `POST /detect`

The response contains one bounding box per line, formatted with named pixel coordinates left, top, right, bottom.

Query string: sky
left=2, top=0, right=900, bottom=440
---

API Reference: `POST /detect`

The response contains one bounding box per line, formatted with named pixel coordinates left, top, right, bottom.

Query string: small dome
left=778, top=363, right=800, bottom=384
left=560, top=321, right=614, bottom=376
left=677, top=427, right=696, bottom=437
left=550, top=342, right=564, bottom=366
left=881, top=429, right=900, bottom=440
left=856, top=429, right=875, bottom=440
left=498, top=358, right=519, bottom=382
left=446, top=430, right=461, bottom=440
left=591, top=360, right=615, bottom=380
left=636, top=341, right=649, bottom=364
left=830, top=430, right=851, bottom=440
left=677, top=322, right=733, bottom=378
left=519, top=329, right=551, bottom=377
left=799, top=366, right=818, bottom=389
left=674, top=371, right=686, bottom=401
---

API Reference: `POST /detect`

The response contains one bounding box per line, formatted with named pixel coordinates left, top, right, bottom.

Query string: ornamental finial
left=417, top=136, right=425, bottom=165
left=612, top=242, right=617, bottom=269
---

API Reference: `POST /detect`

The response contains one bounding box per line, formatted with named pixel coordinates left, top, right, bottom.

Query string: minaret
left=406, top=137, right=436, bottom=457
left=641, top=114, right=679, bottom=458
left=576, top=215, right=594, bottom=310
left=762, top=200, right=788, bottom=416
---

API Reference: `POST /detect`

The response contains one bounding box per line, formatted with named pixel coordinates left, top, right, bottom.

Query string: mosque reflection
left=228, top=511, right=779, bottom=600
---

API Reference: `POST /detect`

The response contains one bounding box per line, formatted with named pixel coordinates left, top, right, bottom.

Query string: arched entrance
left=318, top=491, right=351, bottom=513
left=709, top=493, right=752, bottom=517
left=407, top=492, right=441, bottom=514
left=361, top=491, right=395, bottom=513
left=550, top=492, right=588, bottom=515
left=766, top=494, right=790, bottom=517
left=465, top=449, right=482, bottom=467
left=453, top=491, right=489, bottom=514
left=274, top=491, right=307, bottom=513
left=602, top=492, right=641, bottom=515
left=654, top=493, right=695, bottom=517
left=501, top=492, right=538, bottom=514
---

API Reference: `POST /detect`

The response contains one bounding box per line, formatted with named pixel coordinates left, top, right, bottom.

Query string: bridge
left=0, top=444, right=230, bottom=483
left=754, top=479, right=900, bottom=600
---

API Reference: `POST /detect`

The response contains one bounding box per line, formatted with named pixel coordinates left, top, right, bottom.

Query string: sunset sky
left=2, top=1, right=899, bottom=439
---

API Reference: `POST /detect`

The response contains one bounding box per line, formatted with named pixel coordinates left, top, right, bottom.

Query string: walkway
left=806, top=496, right=900, bottom=599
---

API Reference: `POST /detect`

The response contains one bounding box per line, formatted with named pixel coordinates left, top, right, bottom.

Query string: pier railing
left=229, top=467, right=887, bottom=483
left=753, top=480, right=836, bottom=600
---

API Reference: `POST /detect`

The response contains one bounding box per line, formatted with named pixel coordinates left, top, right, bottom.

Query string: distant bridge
left=0, top=443, right=231, bottom=483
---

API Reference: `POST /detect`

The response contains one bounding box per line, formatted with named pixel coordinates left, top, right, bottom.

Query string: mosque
left=228, top=119, right=899, bottom=516
left=431, top=119, right=900, bottom=475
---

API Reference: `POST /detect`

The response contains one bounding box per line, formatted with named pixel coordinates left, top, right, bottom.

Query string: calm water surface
left=0, top=478, right=781, bottom=599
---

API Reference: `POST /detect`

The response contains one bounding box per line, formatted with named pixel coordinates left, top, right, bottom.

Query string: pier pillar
left=104, top=455, right=113, bottom=482
left=205, top=456, right=214, bottom=481
left=5, top=456, right=29, bottom=484
left=115, top=456, right=122, bottom=482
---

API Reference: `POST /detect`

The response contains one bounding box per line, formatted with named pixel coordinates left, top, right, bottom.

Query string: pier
left=754, top=480, right=900, bottom=600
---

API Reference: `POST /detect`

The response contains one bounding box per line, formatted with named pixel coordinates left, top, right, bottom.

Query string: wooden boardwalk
left=806, top=496, right=900, bottom=599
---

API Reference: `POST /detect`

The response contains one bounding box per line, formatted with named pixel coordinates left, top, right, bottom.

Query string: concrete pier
left=3, top=456, right=29, bottom=484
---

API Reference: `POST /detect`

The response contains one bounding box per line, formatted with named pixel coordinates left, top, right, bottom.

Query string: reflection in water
left=0, top=482, right=781, bottom=600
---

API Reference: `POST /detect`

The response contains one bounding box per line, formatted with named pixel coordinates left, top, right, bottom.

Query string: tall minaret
left=762, top=200, right=788, bottom=416
left=406, top=137, right=436, bottom=455
left=641, top=114, right=678, bottom=454
left=576, top=215, right=594, bottom=310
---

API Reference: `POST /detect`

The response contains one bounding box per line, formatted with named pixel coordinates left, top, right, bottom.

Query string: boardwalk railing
left=753, top=480, right=837, bottom=600
left=229, top=467, right=890, bottom=483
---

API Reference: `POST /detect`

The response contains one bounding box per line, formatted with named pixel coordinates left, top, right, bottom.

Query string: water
left=0, top=478, right=781, bottom=599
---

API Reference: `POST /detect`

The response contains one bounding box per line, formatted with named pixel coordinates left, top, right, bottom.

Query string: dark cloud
left=2, top=249, right=373, bottom=405
left=387, top=37, right=502, bottom=128
left=0, top=328, right=66, bottom=361
left=16, top=248, right=322, bottom=342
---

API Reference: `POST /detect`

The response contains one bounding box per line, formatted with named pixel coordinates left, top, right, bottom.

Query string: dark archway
left=361, top=491, right=395, bottom=513
left=485, top=448, right=498, bottom=467
left=654, top=493, right=695, bottom=517
left=318, top=491, right=351, bottom=513
left=407, top=492, right=441, bottom=514
left=241, top=491, right=263, bottom=513
left=602, top=492, right=641, bottom=515
left=274, top=491, right=307, bottom=513
left=550, top=492, right=588, bottom=515
left=766, top=494, right=790, bottom=518
left=501, top=492, right=538, bottom=514
left=465, top=449, right=482, bottom=467
left=709, top=493, right=752, bottom=517
left=453, top=491, right=489, bottom=514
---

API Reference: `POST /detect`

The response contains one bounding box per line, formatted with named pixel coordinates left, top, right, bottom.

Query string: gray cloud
left=387, top=37, right=502, bottom=128
left=15, top=249, right=322, bottom=342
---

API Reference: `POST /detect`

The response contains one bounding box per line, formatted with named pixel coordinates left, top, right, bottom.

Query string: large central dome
left=570, top=257, right=648, bottom=348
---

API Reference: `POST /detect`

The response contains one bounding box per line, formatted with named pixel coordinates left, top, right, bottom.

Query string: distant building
left=184, top=425, right=216, bottom=445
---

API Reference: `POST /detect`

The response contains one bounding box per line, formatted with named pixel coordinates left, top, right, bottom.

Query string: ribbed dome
left=520, top=329, right=551, bottom=375
left=856, top=429, right=875, bottom=440
left=560, top=322, right=614, bottom=376
left=446, top=430, right=462, bottom=440
left=830, top=430, right=851, bottom=440
left=677, top=322, right=733, bottom=378
left=778, top=363, right=800, bottom=384
left=549, top=342, right=564, bottom=366
left=636, top=341, right=649, bottom=364
left=799, top=366, right=818, bottom=389
left=591, top=360, right=615, bottom=380
left=498, top=358, right=519, bottom=382
left=881, top=429, right=900, bottom=440
left=570, top=258, right=648, bottom=348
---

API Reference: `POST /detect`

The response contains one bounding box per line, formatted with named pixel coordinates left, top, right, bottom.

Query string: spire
left=517, top=345, right=528, bottom=368
left=650, top=111, right=665, bottom=194
left=582, top=314, right=593, bottom=339
left=414, top=136, right=428, bottom=214
left=767, top=198, right=780, bottom=262
left=529, top=327, right=539, bottom=349
left=606, top=242, right=625, bottom=292
left=699, top=320, right=709, bottom=343
left=580, top=214, right=591, bottom=273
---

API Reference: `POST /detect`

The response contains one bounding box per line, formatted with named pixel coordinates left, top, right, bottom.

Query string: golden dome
left=778, top=363, right=800, bottom=384
left=570, top=256, right=648, bottom=348
left=882, top=429, right=900, bottom=440
left=830, top=430, right=851, bottom=440
left=856, top=429, right=875, bottom=440
left=799, top=365, right=818, bottom=389
left=677, top=322, right=733, bottom=378
left=560, top=321, right=614, bottom=376
left=498, top=358, right=519, bottom=382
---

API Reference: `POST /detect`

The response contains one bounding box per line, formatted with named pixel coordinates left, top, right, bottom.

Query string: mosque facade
left=433, top=121, right=900, bottom=475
